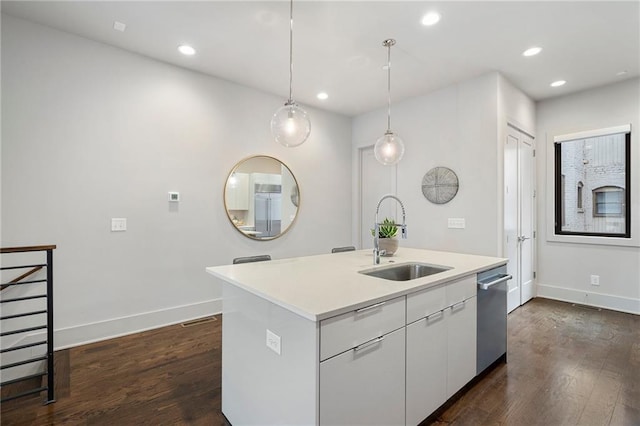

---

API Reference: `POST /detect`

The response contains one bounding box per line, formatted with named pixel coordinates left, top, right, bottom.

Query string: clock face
left=422, top=167, right=459, bottom=204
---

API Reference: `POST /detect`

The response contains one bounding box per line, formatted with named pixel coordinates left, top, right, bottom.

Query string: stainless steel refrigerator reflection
left=254, top=185, right=282, bottom=238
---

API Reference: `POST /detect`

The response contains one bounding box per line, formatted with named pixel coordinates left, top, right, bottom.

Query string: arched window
left=593, top=186, right=624, bottom=217
left=577, top=181, right=584, bottom=211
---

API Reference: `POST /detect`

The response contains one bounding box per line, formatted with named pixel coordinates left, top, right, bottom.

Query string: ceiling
left=2, top=1, right=639, bottom=116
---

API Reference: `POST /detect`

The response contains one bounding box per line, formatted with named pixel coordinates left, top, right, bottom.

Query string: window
left=577, top=181, right=584, bottom=211
left=593, top=186, right=624, bottom=217
left=554, top=126, right=630, bottom=238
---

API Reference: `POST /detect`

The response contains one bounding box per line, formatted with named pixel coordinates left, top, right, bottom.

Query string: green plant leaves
left=370, top=217, right=398, bottom=238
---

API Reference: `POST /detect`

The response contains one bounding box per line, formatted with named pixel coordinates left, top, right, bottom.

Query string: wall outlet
left=448, top=218, right=466, bottom=229
left=590, top=275, right=600, bottom=286
left=266, top=329, right=281, bottom=355
left=111, top=218, right=127, bottom=232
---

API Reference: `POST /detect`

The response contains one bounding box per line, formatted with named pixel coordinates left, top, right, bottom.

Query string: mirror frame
left=224, top=155, right=300, bottom=241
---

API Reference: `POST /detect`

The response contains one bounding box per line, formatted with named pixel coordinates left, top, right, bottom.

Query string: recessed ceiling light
left=616, top=70, right=628, bottom=76
left=523, top=47, right=542, bottom=57
left=178, top=45, right=196, bottom=56
left=550, top=80, right=566, bottom=87
left=421, top=12, right=441, bottom=26
left=113, top=21, right=126, bottom=32
left=317, top=92, right=329, bottom=100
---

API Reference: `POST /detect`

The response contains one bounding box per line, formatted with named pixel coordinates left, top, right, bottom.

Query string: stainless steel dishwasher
left=476, top=265, right=512, bottom=375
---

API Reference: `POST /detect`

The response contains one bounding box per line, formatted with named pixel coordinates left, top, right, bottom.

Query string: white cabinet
left=320, top=327, right=405, bottom=426
left=225, top=172, right=249, bottom=210
left=320, top=296, right=405, bottom=361
left=406, top=310, right=447, bottom=425
left=405, top=274, right=477, bottom=425
left=446, top=296, right=477, bottom=398
left=319, top=297, right=406, bottom=426
left=217, top=268, right=482, bottom=426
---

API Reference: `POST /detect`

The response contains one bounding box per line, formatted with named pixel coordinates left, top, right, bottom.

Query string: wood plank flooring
left=1, top=298, right=638, bottom=425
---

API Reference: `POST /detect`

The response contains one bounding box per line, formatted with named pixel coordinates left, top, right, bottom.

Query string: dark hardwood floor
left=1, top=298, right=638, bottom=425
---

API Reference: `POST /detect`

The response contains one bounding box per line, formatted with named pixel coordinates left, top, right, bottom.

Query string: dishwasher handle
left=478, top=273, right=512, bottom=290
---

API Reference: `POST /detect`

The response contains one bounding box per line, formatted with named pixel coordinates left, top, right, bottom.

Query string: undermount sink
left=359, top=262, right=452, bottom=281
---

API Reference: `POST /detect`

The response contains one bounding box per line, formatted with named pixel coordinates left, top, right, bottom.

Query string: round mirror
left=224, top=155, right=300, bottom=240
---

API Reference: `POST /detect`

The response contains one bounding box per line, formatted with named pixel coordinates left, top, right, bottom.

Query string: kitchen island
left=206, top=248, right=507, bottom=425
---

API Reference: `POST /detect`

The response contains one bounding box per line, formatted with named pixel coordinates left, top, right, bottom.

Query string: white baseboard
left=537, top=283, right=640, bottom=315
left=54, top=298, right=222, bottom=350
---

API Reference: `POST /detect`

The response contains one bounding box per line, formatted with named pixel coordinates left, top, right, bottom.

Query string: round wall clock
left=422, top=167, right=459, bottom=204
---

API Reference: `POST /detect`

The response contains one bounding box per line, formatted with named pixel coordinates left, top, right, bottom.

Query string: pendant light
left=374, top=39, right=405, bottom=165
left=271, top=0, right=311, bottom=147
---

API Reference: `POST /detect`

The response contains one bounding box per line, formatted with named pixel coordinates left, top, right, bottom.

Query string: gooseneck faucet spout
left=373, top=194, right=407, bottom=265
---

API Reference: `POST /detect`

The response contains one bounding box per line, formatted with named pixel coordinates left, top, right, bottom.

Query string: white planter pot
left=378, top=237, right=399, bottom=256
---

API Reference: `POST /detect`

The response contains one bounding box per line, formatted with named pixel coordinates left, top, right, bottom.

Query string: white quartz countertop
left=206, top=248, right=507, bottom=321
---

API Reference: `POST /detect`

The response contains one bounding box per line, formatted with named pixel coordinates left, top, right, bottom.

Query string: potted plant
left=371, top=217, right=399, bottom=256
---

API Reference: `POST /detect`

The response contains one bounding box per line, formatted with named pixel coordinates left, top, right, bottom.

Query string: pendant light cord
left=386, top=41, right=392, bottom=132
left=288, top=0, right=294, bottom=103
left=382, top=39, right=395, bottom=133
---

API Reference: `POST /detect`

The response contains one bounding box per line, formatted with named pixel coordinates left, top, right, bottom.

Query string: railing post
left=45, top=248, right=55, bottom=404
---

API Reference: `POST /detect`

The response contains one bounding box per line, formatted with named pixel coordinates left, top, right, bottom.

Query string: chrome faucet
left=373, top=194, right=407, bottom=265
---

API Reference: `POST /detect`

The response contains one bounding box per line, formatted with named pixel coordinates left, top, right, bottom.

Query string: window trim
left=554, top=131, right=631, bottom=238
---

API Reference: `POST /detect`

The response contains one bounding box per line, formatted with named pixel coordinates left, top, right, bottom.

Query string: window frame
left=554, top=130, right=631, bottom=238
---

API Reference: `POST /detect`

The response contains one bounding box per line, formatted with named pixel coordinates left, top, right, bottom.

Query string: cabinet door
left=320, top=327, right=405, bottom=426
left=446, top=296, right=477, bottom=399
left=406, top=311, right=447, bottom=426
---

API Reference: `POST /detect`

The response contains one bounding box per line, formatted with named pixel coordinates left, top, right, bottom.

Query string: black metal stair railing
left=0, top=245, right=56, bottom=404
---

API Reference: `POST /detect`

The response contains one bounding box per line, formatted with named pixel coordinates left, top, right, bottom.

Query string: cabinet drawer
left=319, top=327, right=405, bottom=426
left=320, top=296, right=405, bottom=361
left=445, top=274, right=476, bottom=306
left=406, top=284, right=447, bottom=324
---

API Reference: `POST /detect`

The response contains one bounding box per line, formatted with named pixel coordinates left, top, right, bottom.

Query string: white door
left=359, top=146, right=396, bottom=249
left=505, top=125, right=535, bottom=313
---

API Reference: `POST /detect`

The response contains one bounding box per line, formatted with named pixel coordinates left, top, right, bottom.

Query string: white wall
left=1, top=15, right=352, bottom=348
left=353, top=72, right=517, bottom=257
left=536, top=78, right=640, bottom=314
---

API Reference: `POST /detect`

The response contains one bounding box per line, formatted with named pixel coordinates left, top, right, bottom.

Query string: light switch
left=168, top=192, right=180, bottom=202
left=448, top=218, right=466, bottom=229
left=111, top=218, right=127, bottom=232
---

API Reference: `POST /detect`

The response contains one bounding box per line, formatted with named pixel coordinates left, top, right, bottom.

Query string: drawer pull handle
left=354, top=336, right=384, bottom=351
left=426, top=310, right=444, bottom=321
left=356, top=301, right=386, bottom=314
left=451, top=300, right=466, bottom=310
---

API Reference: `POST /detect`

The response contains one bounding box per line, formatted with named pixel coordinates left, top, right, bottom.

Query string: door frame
left=504, top=123, right=537, bottom=312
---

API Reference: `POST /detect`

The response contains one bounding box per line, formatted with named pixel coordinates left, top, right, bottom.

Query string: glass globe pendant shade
left=374, top=131, right=405, bottom=165
left=271, top=101, right=311, bottom=147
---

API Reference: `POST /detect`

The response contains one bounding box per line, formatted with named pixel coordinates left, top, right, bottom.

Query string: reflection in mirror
left=224, top=155, right=300, bottom=240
